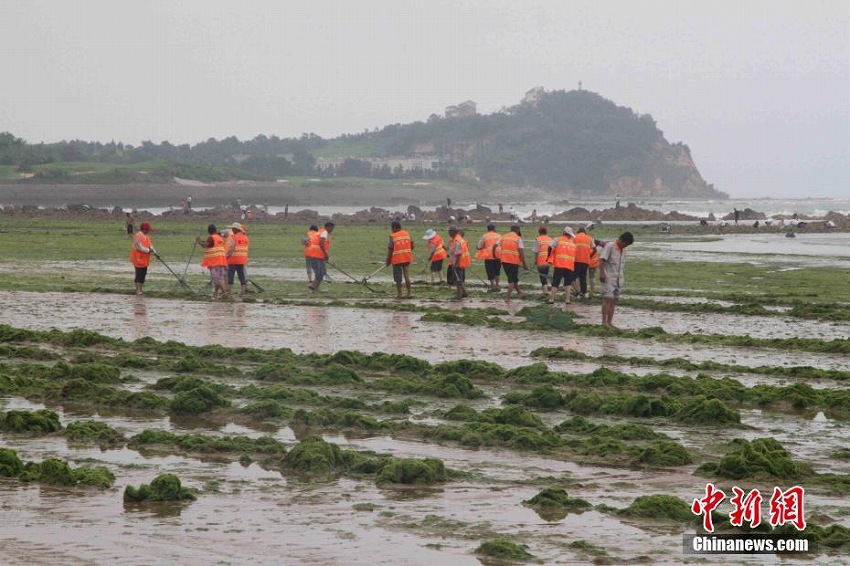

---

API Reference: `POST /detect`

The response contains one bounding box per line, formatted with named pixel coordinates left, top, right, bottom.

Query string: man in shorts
left=386, top=220, right=414, bottom=299
left=600, top=231, right=634, bottom=328
left=498, top=224, right=528, bottom=302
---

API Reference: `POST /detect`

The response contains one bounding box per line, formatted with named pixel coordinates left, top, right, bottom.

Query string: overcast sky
left=2, top=0, right=847, bottom=198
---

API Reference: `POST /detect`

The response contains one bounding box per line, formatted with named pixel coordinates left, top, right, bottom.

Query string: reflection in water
left=131, top=296, right=150, bottom=339
left=388, top=311, right=412, bottom=350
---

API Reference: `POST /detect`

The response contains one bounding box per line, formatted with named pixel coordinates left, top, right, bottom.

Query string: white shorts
left=601, top=281, right=621, bottom=299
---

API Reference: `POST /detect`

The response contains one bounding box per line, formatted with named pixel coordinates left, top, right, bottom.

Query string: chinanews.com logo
left=684, top=483, right=812, bottom=555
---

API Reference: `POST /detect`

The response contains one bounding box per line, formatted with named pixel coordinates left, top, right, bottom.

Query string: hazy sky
left=2, top=0, right=848, bottom=198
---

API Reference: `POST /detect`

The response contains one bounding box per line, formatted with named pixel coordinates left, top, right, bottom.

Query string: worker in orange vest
left=548, top=226, right=577, bottom=304
left=307, top=221, right=334, bottom=292
left=423, top=229, right=447, bottom=285
left=225, top=221, right=250, bottom=296
left=497, top=224, right=528, bottom=302
left=447, top=225, right=470, bottom=300
left=386, top=220, right=414, bottom=299
left=533, top=225, right=553, bottom=295
left=475, top=223, right=502, bottom=291
left=302, top=224, right=319, bottom=284
left=573, top=226, right=594, bottom=299
left=129, top=221, right=155, bottom=295
left=196, top=224, right=228, bottom=299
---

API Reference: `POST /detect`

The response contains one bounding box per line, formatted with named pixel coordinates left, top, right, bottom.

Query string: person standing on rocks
left=130, top=222, right=154, bottom=295
left=386, top=221, right=414, bottom=299
left=600, top=232, right=634, bottom=328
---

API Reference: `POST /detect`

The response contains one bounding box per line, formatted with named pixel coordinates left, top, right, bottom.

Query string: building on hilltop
left=523, top=86, right=546, bottom=105
left=445, top=100, right=477, bottom=119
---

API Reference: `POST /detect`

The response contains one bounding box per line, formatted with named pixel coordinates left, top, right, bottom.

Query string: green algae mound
left=619, top=494, right=695, bottom=523
left=434, top=359, right=504, bottom=380
left=516, top=305, right=574, bottom=330
left=475, top=539, right=536, bottom=561
left=376, top=457, right=447, bottom=485
left=555, top=416, right=666, bottom=441
left=523, top=487, right=591, bottom=521
left=635, top=441, right=694, bottom=467
left=0, top=409, right=62, bottom=433
left=64, top=421, right=126, bottom=448
left=20, top=458, right=115, bottom=488
left=675, top=396, right=741, bottom=426
left=169, top=384, right=231, bottom=415
left=239, top=400, right=292, bottom=420
left=282, top=436, right=351, bottom=474
left=697, top=438, right=812, bottom=480
left=503, top=384, right=565, bottom=409
left=124, top=473, right=196, bottom=502
left=0, top=448, right=25, bottom=477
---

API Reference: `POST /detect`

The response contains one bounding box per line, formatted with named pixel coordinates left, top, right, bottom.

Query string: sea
left=120, top=197, right=850, bottom=220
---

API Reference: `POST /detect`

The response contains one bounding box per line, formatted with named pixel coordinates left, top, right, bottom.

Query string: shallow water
left=2, top=289, right=849, bottom=564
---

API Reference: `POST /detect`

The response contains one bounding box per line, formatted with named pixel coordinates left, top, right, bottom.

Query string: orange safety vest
left=303, top=230, right=324, bottom=259
left=390, top=230, right=413, bottom=264
left=201, top=233, right=228, bottom=268
left=429, top=234, right=447, bottom=262
left=452, top=234, right=471, bottom=268
left=228, top=232, right=249, bottom=265
left=573, top=232, right=593, bottom=264
left=129, top=232, right=151, bottom=268
left=535, top=235, right=552, bottom=266
left=475, top=231, right=501, bottom=260
left=319, top=229, right=331, bottom=253
left=499, top=232, right=522, bottom=265
left=589, top=247, right=599, bottom=269
left=549, top=236, right=576, bottom=270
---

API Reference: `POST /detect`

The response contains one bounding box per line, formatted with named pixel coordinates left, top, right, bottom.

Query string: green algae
left=323, top=350, right=431, bottom=374
left=373, top=399, right=413, bottom=414
left=281, top=436, right=377, bottom=475
left=64, top=420, right=126, bottom=448
left=376, top=457, right=447, bottom=485
left=515, top=305, right=574, bottom=330
left=522, top=487, right=591, bottom=521
left=0, top=409, right=62, bottom=433
left=55, top=378, right=169, bottom=412
left=319, top=363, right=363, bottom=384
left=152, top=375, right=232, bottom=394
left=239, top=400, right=293, bottom=420
left=128, top=429, right=286, bottom=457
left=375, top=373, right=483, bottom=399
left=675, top=396, right=741, bottom=426
left=555, top=416, right=667, bottom=441
left=618, top=494, right=696, bottom=523
left=475, top=539, right=536, bottom=561
left=0, top=448, right=24, bottom=477
left=634, top=441, right=694, bottom=467
left=124, top=473, right=196, bottom=502
left=503, top=384, right=564, bottom=409
left=291, top=408, right=388, bottom=432
left=239, top=384, right=323, bottom=404
left=169, top=384, right=231, bottom=415
left=20, top=458, right=115, bottom=488
left=433, top=359, right=505, bottom=380
left=696, top=438, right=813, bottom=480
left=425, top=422, right=562, bottom=451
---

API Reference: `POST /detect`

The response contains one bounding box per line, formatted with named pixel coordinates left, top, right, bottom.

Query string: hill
left=0, top=89, right=725, bottom=198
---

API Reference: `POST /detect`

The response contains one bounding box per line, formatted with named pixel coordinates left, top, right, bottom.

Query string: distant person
left=386, top=221, right=413, bottom=299
left=826, top=219, right=836, bottom=230
left=498, top=202, right=504, bottom=213
left=531, top=209, right=538, bottom=222
left=196, top=224, right=228, bottom=299
left=423, top=229, right=446, bottom=285
left=600, top=232, right=635, bottom=328
left=284, top=204, right=289, bottom=219
left=475, top=223, right=502, bottom=291
left=302, top=224, right=320, bottom=284
left=225, top=222, right=249, bottom=296
left=615, top=195, right=621, bottom=209
left=129, top=222, right=154, bottom=295
left=446, top=197, right=452, bottom=208
left=498, top=224, right=528, bottom=302
left=753, top=220, right=760, bottom=230
left=532, top=225, right=552, bottom=295
left=734, top=208, right=740, bottom=225
left=447, top=226, right=470, bottom=300
left=125, top=212, right=135, bottom=236
left=186, top=195, right=192, bottom=212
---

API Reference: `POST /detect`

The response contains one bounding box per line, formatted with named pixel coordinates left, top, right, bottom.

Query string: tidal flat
left=0, top=217, right=849, bottom=564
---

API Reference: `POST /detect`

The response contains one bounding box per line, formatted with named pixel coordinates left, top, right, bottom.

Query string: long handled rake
left=327, top=261, right=382, bottom=294
left=153, top=251, right=194, bottom=293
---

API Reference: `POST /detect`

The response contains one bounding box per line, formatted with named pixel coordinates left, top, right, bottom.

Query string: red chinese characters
left=769, top=486, right=806, bottom=531
left=692, top=483, right=726, bottom=532
left=729, top=487, right=763, bottom=528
